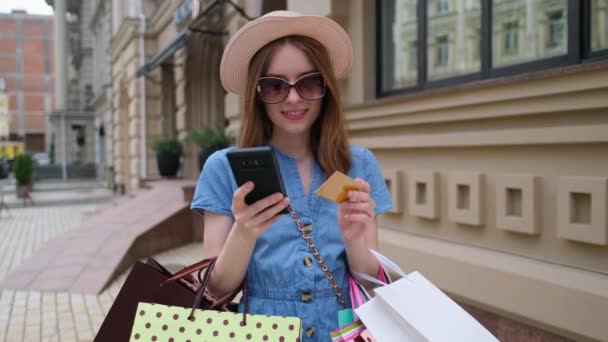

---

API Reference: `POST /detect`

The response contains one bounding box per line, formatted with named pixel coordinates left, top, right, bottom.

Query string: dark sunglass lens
left=259, top=78, right=288, bottom=103
left=296, top=74, right=324, bottom=100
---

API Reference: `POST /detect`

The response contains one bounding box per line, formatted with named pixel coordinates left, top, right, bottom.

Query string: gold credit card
left=315, top=171, right=361, bottom=203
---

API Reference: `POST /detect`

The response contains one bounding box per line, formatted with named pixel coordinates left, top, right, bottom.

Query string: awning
left=136, top=30, right=188, bottom=77
left=136, top=0, right=254, bottom=77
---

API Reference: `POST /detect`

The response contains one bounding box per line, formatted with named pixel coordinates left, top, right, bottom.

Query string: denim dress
left=191, top=145, right=393, bottom=342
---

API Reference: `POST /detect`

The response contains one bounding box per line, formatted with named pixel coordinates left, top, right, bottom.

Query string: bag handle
left=351, top=249, right=411, bottom=287
left=191, top=258, right=249, bottom=324
left=287, top=204, right=346, bottom=309
left=162, top=257, right=249, bottom=324
left=369, top=249, right=407, bottom=279
left=348, top=274, right=363, bottom=319
left=162, top=258, right=214, bottom=284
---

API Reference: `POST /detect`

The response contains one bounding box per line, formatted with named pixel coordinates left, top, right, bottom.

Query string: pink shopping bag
left=330, top=272, right=379, bottom=342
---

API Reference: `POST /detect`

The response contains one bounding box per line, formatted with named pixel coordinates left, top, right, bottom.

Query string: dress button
left=305, top=326, right=316, bottom=338
left=301, top=291, right=313, bottom=303
left=302, top=224, right=313, bottom=233
left=303, top=257, right=313, bottom=268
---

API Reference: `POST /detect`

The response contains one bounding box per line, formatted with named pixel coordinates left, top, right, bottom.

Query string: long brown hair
left=238, top=35, right=351, bottom=176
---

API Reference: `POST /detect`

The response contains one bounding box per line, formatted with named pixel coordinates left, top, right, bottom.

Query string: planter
left=156, top=151, right=181, bottom=177
left=198, top=145, right=225, bottom=172
left=17, top=184, right=32, bottom=199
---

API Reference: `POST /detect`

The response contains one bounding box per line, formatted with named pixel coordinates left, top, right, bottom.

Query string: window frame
left=582, top=0, right=608, bottom=62
left=376, top=0, right=608, bottom=98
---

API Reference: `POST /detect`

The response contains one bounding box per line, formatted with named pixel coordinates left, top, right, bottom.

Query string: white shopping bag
left=355, top=296, right=425, bottom=342
left=354, top=250, right=499, bottom=342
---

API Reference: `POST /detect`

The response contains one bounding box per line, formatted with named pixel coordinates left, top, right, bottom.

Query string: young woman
left=191, top=11, right=393, bottom=341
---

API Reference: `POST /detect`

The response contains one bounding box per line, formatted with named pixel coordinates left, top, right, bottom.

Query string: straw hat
left=220, top=11, right=353, bottom=95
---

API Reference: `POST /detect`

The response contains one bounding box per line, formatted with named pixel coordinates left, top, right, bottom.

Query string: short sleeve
left=362, top=148, right=394, bottom=215
left=190, top=150, right=235, bottom=218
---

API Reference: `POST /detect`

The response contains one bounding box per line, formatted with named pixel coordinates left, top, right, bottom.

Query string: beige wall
left=338, top=1, right=608, bottom=341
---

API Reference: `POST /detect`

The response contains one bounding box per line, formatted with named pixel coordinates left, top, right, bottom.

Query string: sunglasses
left=257, top=72, right=326, bottom=104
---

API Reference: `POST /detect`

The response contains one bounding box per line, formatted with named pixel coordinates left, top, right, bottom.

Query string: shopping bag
left=330, top=321, right=366, bottom=342
left=95, top=257, right=239, bottom=341
left=95, top=259, right=197, bottom=341
left=354, top=250, right=499, bottom=342
left=130, top=302, right=302, bottom=341
left=128, top=256, right=302, bottom=341
left=330, top=273, right=377, bottom=342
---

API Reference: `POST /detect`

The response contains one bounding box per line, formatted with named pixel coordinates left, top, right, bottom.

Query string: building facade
left=0, top=10, right=53, bottom=152
left=108, top=0, right=275, bottom=192
left=108, top=0, right=608, bottom=340
left=89, top=0, right=113, bottom=184
left=47, top=0, right=98, bottom=179
left=344, top=1, right=608, bottom=341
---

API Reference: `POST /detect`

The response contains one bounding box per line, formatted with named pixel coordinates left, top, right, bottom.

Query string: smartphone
left=226, top=146, right=289, bottom=215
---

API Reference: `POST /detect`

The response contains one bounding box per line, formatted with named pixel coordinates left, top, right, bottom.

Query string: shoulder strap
left=287, top=205, right=346, bottom=309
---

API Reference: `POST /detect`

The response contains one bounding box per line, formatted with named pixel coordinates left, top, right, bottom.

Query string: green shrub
left=152, top=137, right=182, bottom=155
left=49, top=142, right=55, bottom=164
left=186, top=127, right=233, bottom=150
left=14, top=154, right=34, bottom=185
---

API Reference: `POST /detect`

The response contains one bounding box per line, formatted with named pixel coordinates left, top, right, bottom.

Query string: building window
left=378, top=0, right=606, bottom=97
left=436, top=36, right=449, bottom=66
left=548, top=11, right=565, bottom=48
left=591, top=0, right=608, bottom=51
left=428, top=0, right=481, bottom=81
left=503, top=21, right=519, bottom=56
left=379, top=0, right=418, bottom=93
left=493, top=0, right=568, bottom=68
left=436, top=0, right=449, bottom=14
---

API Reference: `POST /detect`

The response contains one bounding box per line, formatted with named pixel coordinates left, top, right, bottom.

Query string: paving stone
left=41, top=336, right=59, bottom=342
left=58, top=328, right=77, bottom=342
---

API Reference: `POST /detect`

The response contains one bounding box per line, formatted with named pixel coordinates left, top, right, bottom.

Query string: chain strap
left=287, top=205, right=346, bottom=309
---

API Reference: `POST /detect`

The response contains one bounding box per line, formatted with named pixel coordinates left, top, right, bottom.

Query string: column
left=54, top=0, right=68, bottom=179
left=174, top=47, right=188, bottom=140
left=53, top=0, right=68, bottom=111
left=457, top=0, right=466, bottom=70
left=599, top=0, right=607, bottom=49
left=526, top=0, right=538, bottom=59
left=173, top=46, right=190, bottom=175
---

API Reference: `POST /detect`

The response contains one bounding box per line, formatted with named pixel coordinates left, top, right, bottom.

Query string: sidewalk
left=0, top=179, right=203, bottom=342
left=0, top=243, right=202, bottom=342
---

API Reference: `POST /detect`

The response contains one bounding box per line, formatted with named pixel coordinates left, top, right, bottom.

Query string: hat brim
left=220, top=14, right=353, bottom=95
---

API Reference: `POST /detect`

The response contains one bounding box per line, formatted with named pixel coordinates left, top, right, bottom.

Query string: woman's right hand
left=231, top=181, right=290, bottom=241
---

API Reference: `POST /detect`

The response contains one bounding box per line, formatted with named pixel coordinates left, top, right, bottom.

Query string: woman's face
left=261, top=43, right=323, bottom=140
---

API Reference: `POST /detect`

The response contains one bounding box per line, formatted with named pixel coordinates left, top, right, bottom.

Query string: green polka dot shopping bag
left=130, top=302, right=301, bottom=341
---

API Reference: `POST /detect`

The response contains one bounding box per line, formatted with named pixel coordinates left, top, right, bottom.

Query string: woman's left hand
left=338, top=178, right=376, bottom=243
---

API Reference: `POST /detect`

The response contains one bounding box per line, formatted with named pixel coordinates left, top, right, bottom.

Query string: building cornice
left=147, top=0, right=176, bottom=35
left=109, top=18, right=140, bottom=62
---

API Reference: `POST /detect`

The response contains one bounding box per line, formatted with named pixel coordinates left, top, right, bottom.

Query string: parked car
left=32, top=152, right=50, bottom=166
left=0, top=156, right=9, bottom=178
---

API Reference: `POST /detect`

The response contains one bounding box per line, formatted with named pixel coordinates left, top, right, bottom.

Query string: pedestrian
left=190, top=11, right=394, bottom=341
